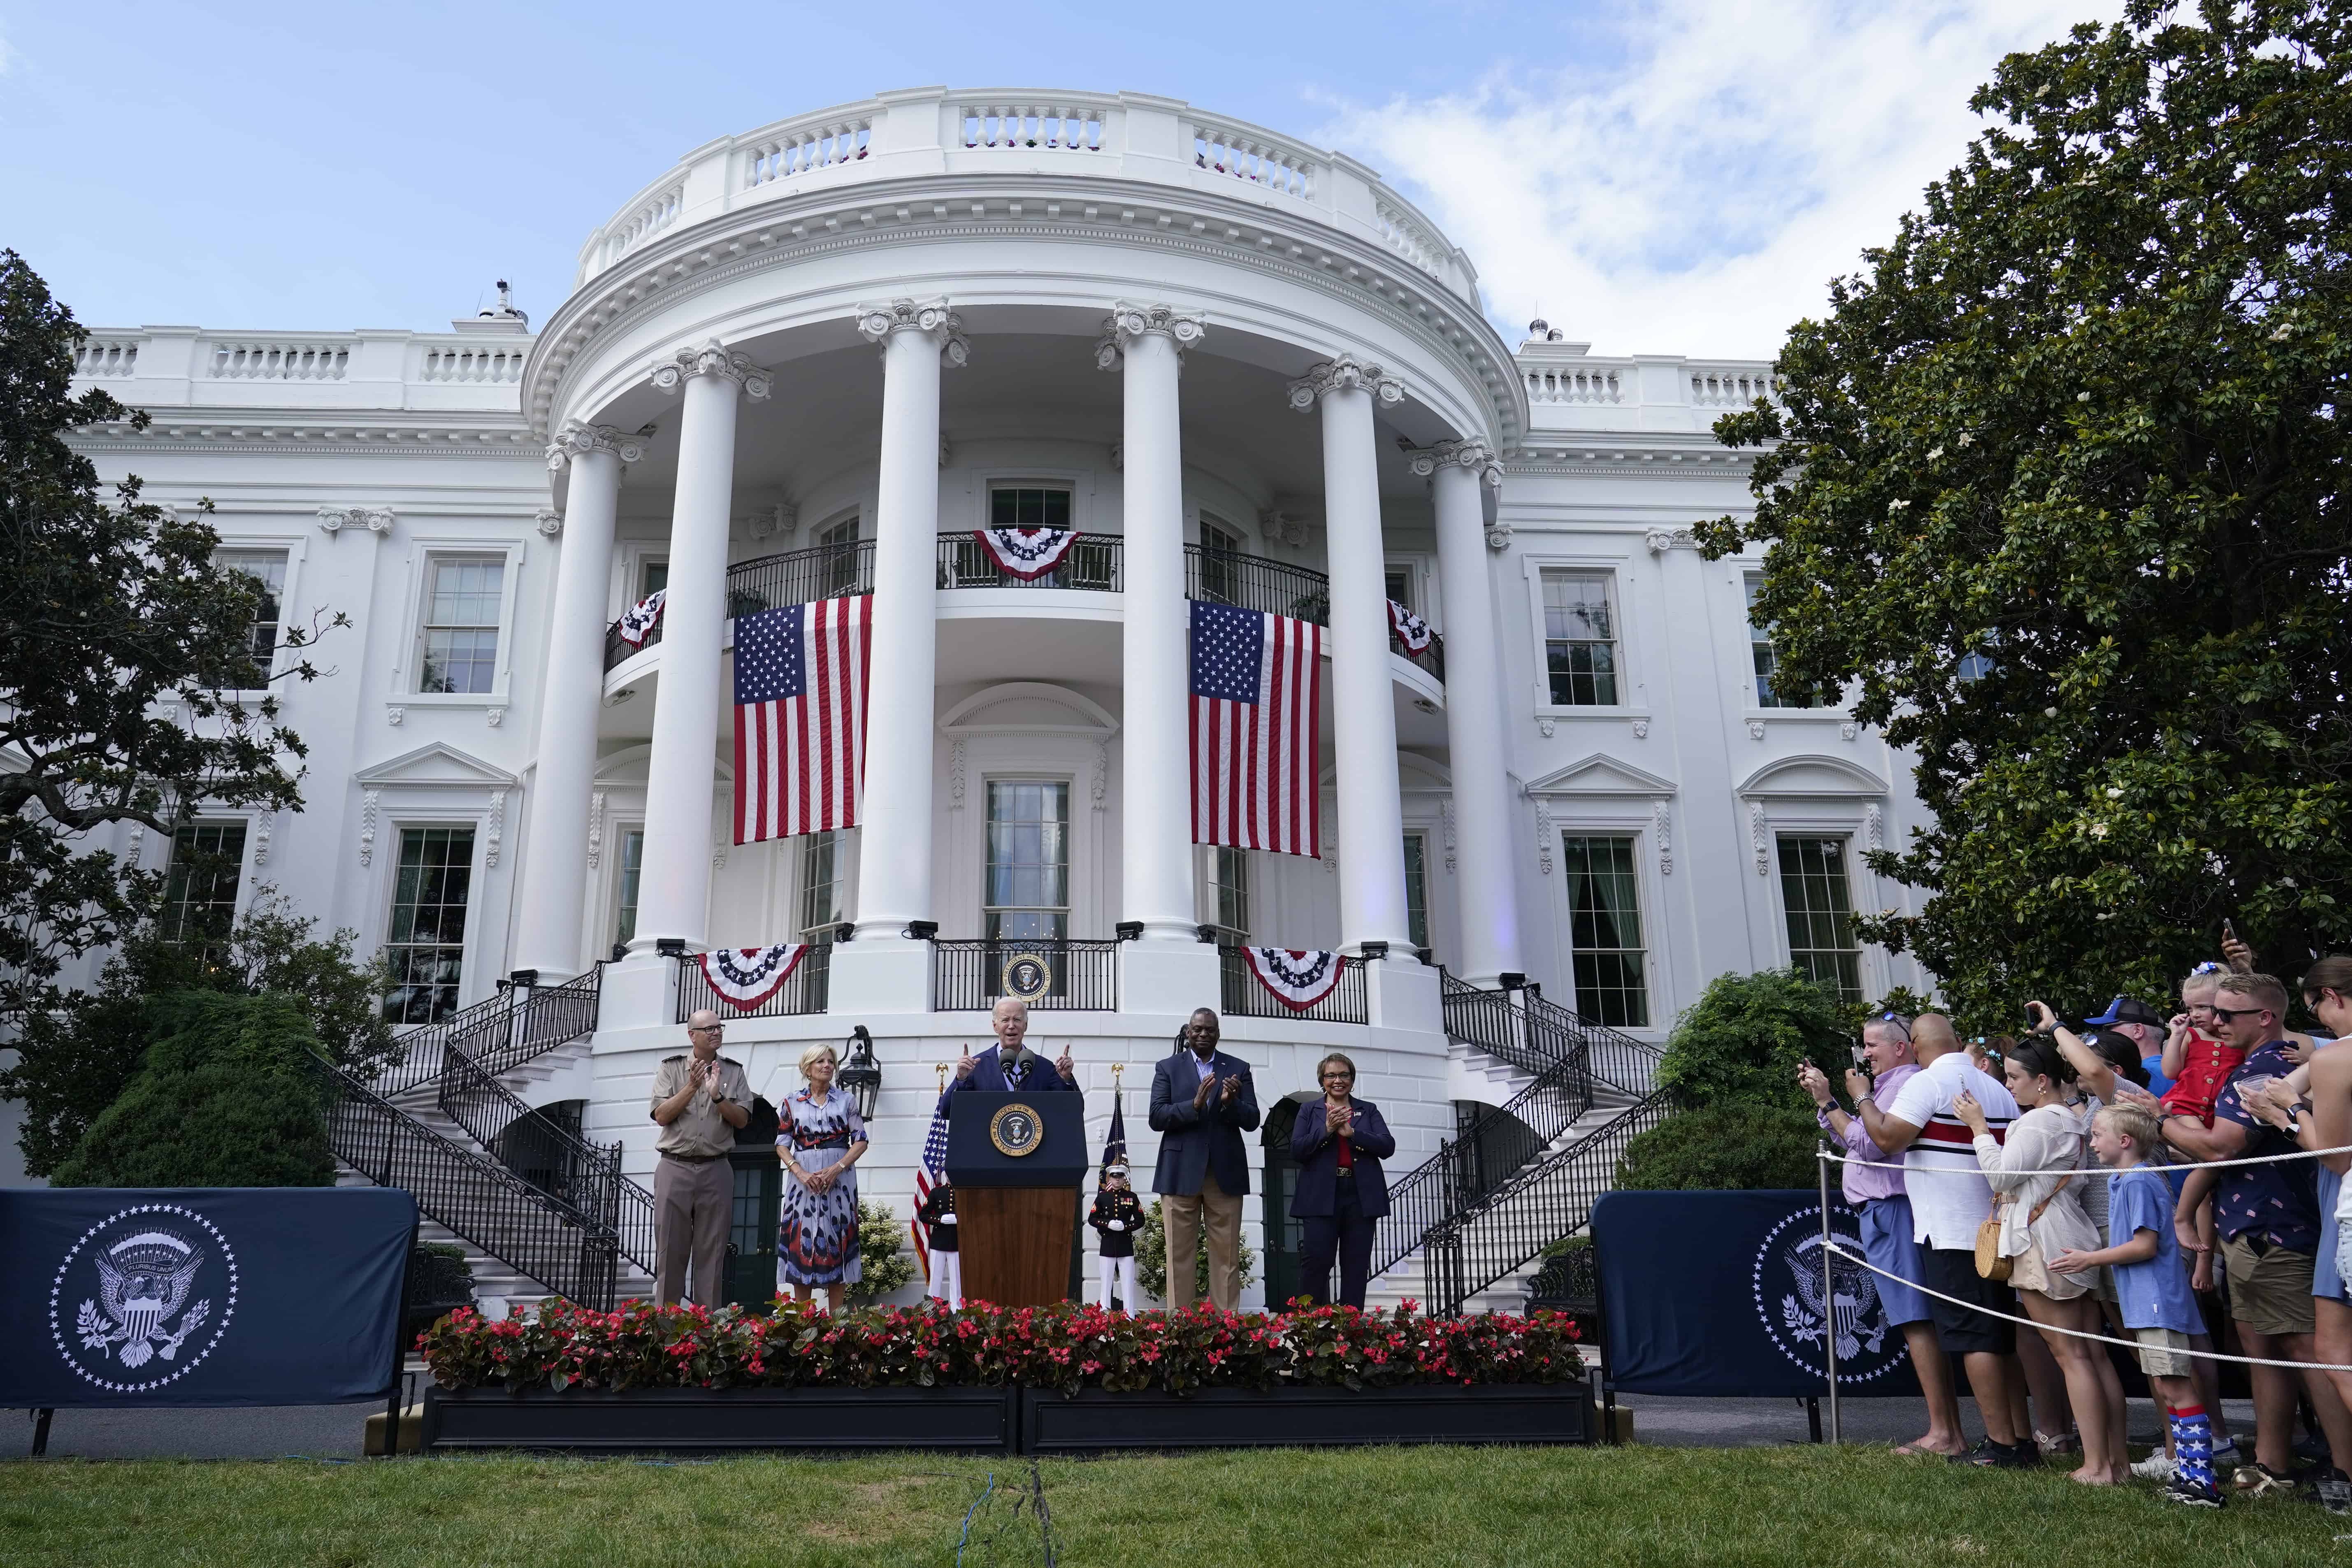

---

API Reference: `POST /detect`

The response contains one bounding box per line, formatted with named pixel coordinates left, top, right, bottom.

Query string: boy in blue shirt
left=2052, top=1101, right=2221, bottom=1507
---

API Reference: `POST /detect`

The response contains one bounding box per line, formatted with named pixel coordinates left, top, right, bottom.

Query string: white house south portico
left=56, top=87, right=1935, bottom=1315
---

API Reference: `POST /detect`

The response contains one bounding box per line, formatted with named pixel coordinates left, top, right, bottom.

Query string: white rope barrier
left=1822, top=1143, right=2352, bottom=1178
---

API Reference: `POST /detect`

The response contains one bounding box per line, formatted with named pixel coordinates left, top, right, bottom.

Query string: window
left=1402, top=833, right=1430, bottom=952
left=1744, top=572, right=1818, bottom=708
left=1778, top=835, right=1862, bottom=1001
left=160, top=822, right=247, bottom=954
left=984, top=781, right=1070, bottom=942
left=1562, top=836, right=1648, bottom=1026
left=638, top=560, right=669, bottom=600
left=1204, top=846, right=1249, bottom=943
left=817, top=516, right=862, bottom=598
left=990, top=488, right=1070, bottom=532
left=800, top=830, right=843, bottom=937
left=215, top=550, right=287, bottom=685
left=1385, top=567, right=1414, bottom=610
left=384, top=826, right=475, bottom=1024
left=613, top=828, right=645, bottom=950
left=418, top=557, right=504, bottom=695
left=1542, top=570, right=1620, bottom=706
left=1197, top=515, right=1244, bottom=606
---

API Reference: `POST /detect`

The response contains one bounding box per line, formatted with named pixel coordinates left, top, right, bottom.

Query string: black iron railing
left=604, top=540, right=874, bottom=670
left=1370, top=1056, right=1594, bottom=1282
left=1217, top=946, right=1370, bottom=1024
left=1419, top=1087, right=1679, bottom=1316
left=937, top=534, right=1124, bottom=591
left=375, top=967, right=604, bottom=1097
left=1525, top=1242, right=1598, bottom=1317
left=673, top=945, right=833, bottom=1022
left=322, top=1063, right=624, bottom=1309
left=1184, top=546, right=1330, bottom=625
left=1394, top=630, right=1446, bottom=684
left=931, top=938, right=1120, bottom=1011
left=1440, top=971, right=1658, bottom=1097
left=603, top=613, right=663, bottom=669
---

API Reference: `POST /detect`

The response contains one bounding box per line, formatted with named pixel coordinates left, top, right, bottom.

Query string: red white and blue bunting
left=618, top=588, right=667, bottom=648
left=1240, top=947, right=1348, bottom=1012
left=1386, top=599, right=1434, bottom=654
left=695, top=943, right=808, bottom=1010
left=973, top=527, right=1081, bottom=581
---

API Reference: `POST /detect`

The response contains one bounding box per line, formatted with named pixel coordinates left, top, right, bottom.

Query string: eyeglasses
left=2210, top=1005, right=2268, bottom=1023
left=688, top=1024, right=724, bottom=1035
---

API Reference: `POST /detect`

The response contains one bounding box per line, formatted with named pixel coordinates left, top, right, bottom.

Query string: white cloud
left=1319, top=0, right=2120, bottom=359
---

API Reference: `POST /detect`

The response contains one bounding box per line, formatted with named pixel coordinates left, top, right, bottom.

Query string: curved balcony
left=937, top=534, right=1123, bottom=592
left=1183, top=545, right=1444, bottom=682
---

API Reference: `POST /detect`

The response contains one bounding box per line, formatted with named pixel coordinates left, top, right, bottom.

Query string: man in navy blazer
left=1149, top=1007, right=1259, bottom=1310
left=936, top=998, right=1080, bottom=1113
left=1289, top=1051, right=1395, bottom=1310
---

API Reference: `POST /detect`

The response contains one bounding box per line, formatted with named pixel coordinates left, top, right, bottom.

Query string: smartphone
left=1848, top=1043, right=1868, bottom=1069
left=2223, top=918, right=2238, bottom=943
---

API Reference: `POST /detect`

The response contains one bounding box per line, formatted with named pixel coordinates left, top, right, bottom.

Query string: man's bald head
left=1912, top=1012, right=1960, bottom=1062
left=685, top=1009, right=723, bottom=1057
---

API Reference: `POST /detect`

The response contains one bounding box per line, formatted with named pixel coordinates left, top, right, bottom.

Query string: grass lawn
left=2, top=1445, right=2343, bottom=1567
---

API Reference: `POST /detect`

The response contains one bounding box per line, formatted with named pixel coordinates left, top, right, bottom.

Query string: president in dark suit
left=1289, top=1052, right=1394, bottom=1310
left=936, top=998, right=1081, bottom=1113
left=1149, top=1007, right=1259, bottom=1311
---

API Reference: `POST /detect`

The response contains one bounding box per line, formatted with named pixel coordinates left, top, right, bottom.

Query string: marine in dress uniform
left=917, top=1182, right=962, bottom=1307
left=1089, top=1167, right=1145, bottom=1312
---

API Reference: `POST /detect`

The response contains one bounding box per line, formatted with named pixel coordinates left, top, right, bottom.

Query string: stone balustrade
left=64, top=327, right=537, bottom=412
left=1516, top=341, right=1780, bottom=436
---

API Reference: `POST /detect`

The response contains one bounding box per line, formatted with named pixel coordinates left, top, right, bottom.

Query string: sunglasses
left=2210, top=1005, right=2269, bottom=1023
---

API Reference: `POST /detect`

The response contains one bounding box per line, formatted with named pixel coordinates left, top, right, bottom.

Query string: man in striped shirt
left=1855, top=1013, right=2032, bottom=1466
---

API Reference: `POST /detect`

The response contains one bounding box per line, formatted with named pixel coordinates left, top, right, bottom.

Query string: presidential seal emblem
left=1751, top=1206, right=1901, bottom=1386
left=989, top=1102, right=1044, bottom=1157
left=49, top=1203, right=239, bottom=1392
left=1001, top=950, right=1054, bottom=1005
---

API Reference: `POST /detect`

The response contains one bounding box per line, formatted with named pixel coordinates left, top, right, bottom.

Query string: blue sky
left=0, top=0, right=2114, bottom=357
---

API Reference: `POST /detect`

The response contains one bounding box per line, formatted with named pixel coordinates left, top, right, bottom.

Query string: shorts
left=1859, top=1196, right=1931, bottom=1327
left=2220, top=1233, right=2316, bottom=1337
left=1918, top=1245, right=2019, bottom=1356
left=2134, top=1327, right=2194, bottom=1378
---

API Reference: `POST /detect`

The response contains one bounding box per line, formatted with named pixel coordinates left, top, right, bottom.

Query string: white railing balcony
left=64, top=327, right=538, bottom=414
left=1515, top=338, right=1781, bottom=437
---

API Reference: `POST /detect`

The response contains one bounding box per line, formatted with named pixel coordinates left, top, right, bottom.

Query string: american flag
left=1190, top=599, right=1322, bottom=857
left=732, top=596, right=871, bottom=844
left=910, top=1098, right=952, bottom=1271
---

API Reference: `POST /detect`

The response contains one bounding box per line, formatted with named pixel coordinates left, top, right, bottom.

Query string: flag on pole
left=1100, top=1082, right=1128, bottom=1178
left=910, top=1095, right=952, bottom=1273
left=1189, top=599, right=1322, bottom=857
left=733, top=595, right=872, bottom=844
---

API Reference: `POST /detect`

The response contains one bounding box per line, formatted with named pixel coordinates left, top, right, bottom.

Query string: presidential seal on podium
left=989, top=1102, right=1044, bottom=1158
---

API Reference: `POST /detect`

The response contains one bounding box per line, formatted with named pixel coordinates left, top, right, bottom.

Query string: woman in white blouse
left=1955, top=1037, right=2129, bottom=1485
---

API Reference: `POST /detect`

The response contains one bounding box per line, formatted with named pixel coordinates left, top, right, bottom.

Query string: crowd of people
left=1800, top=945, right=2352, bottom=1509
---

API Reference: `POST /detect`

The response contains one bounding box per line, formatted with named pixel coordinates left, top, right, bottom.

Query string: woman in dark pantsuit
left=1289, top=1052, right=1395, bottom=1310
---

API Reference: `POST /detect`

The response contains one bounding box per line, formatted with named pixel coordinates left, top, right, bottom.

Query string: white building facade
left=46, top=89, right=1931, bottom=1309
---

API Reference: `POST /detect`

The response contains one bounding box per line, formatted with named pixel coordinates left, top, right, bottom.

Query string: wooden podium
left=945, top=1092, right=1087, bottom=1308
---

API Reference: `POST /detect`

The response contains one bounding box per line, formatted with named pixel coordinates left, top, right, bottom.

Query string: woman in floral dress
left=776, top=1041, right=868, bottom=1311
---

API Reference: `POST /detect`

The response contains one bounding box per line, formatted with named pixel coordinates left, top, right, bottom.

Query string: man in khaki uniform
left=649, top=1009, right=752, bottom=1306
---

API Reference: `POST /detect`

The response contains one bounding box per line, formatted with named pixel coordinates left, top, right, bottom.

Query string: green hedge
left=1614, top=1103, right=1820, bottom=1192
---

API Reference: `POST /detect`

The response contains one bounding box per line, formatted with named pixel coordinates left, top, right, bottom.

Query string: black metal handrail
left=1524, top=984, right=1661, bottom=1097
left=1419, top=1087, right=1679, bottom=1316
left=603, top=540, right=875, bottom=670
left=321, top=1062, right=624, bottom=1310
left=1184, top=545, right=1329, bottom=625
left=603, top=613, right=663, bottom=669
left=375, top=966, right=603, bottom=1097
left=1217, top=946, right=1370, bottom=1025
left=931, top=938, right=1120, bottom=1011
left=938, top=534, right=1123, bottom=591
left=673, top=945, right=833, bottom=1022
left=1394, top=630, right=1446, bottom=684
left=1370, top=1055, right=1593, bottom=1282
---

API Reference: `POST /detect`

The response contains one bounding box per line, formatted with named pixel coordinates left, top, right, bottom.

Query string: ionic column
left=1098, top=302, right=1205, bottom=942
left=850, top=298, right=967, bottom=938
left=631, top=341, right=769, bottom=952
left=514, top=422, right=643, bottom=976
left=1290, top=356, right=1414, bottom=954
left=1414, top=439, right=1523, bottom=987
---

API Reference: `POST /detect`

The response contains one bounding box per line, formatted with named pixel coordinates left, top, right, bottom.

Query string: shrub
left=49, top=990, right=333, bottom=1187
left=1656, top=969, right=1853, bottom=1112
left=1614, top=1103, right=1821, bottom=1192
left=1133, top=1197, right=1256, bottom=1305
left=848, top=1198, right=916, bottom=1304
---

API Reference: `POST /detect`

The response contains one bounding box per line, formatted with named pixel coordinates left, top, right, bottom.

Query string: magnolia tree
left=1702, top=1, right=2352, bottom=1023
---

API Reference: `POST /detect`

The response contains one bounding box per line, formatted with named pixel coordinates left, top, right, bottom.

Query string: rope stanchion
left=1817, top=1146, right=1841, bottom=1444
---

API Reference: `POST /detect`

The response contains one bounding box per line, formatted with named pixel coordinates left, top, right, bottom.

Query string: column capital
left=650, top=339, right=773, bottom=400
left=545, top=420, right=646, bottom=472
left=1287, top=355, right=1405, bottom=412
left=1094, top=301, right=1206, bottom=369
left=1407, top=438, right=1503, bottom=487
left=855, top=297, right=970, bottom=367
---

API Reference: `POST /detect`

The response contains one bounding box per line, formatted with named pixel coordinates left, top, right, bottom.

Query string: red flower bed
left=418, top=1297, right=1581, bottom=1397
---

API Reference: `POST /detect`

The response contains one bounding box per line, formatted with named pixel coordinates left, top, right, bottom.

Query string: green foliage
left=1615, top=1104, right=1823, bottom=1193
left=1, top=892, right=395, bottom=1177
left=50, top=991, right=333, bottom=1188
left=410, top=1243, right=476, bottom=1305
left=1699, top=3, right=2352, bottom=1025
left=0, top=251, right=330, bottom=1034
left=1134, top=1197, right=1258, bottom=1306
left=849, top=1198, right=917, bottom=1304
left=1656, top=969, right=1853, bottom=1113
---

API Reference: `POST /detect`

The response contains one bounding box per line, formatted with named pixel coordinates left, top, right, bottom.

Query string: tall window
left=1385, top=566, right=1414, bottom=610
left=160, top=822, right=247, bottom=954
left=613, top=828, right=645, bottom=950
left=418, top=557, right=504, bottom=695
left=215, top=550, right=287, bottom=685
left=800, top=830, right=843, bottom=936
left=1204, top=846, right=1249, bottom=943
left=984, top=781, right=1069, bottom=942
left=1778, top=835, right=1862, bottom=1001
left=1197, top=515, right=1244, bottom=606
left=1402, top=833, right=1430, bottom=952
left=818, top=515, right=862, bottom=597
left=638, top=560, right=669, bottom=600
left=384, top=826, right=476, bottom=1024
left=1542, top=570, right=1619, bottom=706
left=1745, top=572, right=1818, bottom=708
left=991, top=488, right=1070, bottom=532
left=1561, top=835, right=1648, bottom=1027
